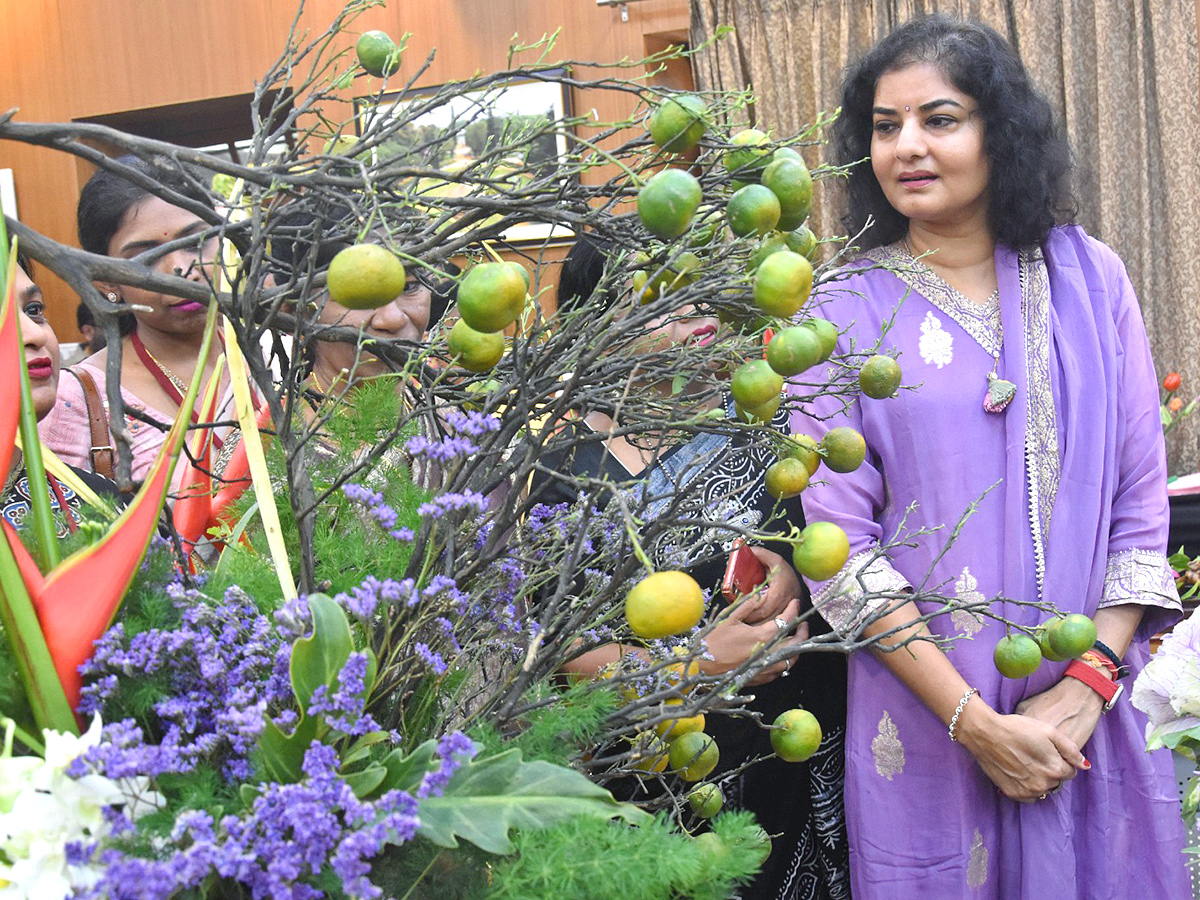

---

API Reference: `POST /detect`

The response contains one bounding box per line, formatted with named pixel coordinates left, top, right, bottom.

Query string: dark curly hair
left=830, top=14, right=1075, bottom=250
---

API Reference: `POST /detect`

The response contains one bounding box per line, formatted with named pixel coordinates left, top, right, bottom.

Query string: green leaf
left=256, top=713, right=319, bottom=784
left=1146, top=722, right=1200, bottom=753
left=290, top=594, right=353, bottom=710
left=341, top=729, right=392, bottom=767
left=374, top=738, right=439, bottom=796
left=1161, top=405, right=1173, bottom=427
left=417, top=748, right=649, bottom=854
left=343, top=762, right=388, bottom=798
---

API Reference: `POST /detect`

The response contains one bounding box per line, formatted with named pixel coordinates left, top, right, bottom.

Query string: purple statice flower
left=305, top=652, right=380, bottom=737
left=335, top=575, right=422, bottom=620
left=443, top=409, right=501, bottom=438
left=434, top=617, right=461, bottom=653
left=414, top=642, right=448, bottom=675
left=416, top=731, right=477, bottom=799
left=342, top=483, right=417, bottom=541
left=78, top=585, right=286, bottom=783
left=84, top=742, right=423, bottom=900
left=422, top=574, right=470, bottom=614
left=404, top=433, right=479, bottom=463
left=417, top=489, right=488, bottom=520
left=274, top=594, right=313, bottom=641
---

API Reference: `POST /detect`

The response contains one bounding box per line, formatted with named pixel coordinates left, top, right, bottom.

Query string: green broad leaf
left=257, top=713, right=319, bottom=785
left=417, top=748, right=649, bottom=854
left=343, top=762, right=388, bottom=799
left=374, top=738, right=439, bottom=797
left=1182, top=775, right=1200, bottom=820
left=239, top=783, right=260, bottom=806
left=341, top=730, right=392, bottom=767
left=1161, top=405, right=1173, bottom=427
left=671, top=375, right=687, bottom=396
left=290, top=594, right=353, bottom=710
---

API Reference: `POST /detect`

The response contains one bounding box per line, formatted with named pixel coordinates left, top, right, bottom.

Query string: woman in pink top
left=40, top=156, right=237, bottom=489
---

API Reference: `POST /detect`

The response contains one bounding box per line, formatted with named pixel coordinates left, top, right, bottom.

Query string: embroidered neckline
left=864, top=244, right=1003, bottom=356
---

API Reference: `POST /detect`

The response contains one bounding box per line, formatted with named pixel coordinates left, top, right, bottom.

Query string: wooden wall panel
left=0, top=0, right=687, bottom=339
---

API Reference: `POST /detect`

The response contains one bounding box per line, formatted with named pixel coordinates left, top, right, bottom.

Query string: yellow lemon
left=654, top=700, right=707, bottom=739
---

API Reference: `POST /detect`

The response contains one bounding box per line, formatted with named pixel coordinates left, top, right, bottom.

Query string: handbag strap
left=66, top=367, right=115, bottom=480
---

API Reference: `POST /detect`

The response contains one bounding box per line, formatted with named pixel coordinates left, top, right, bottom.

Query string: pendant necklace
left=902, top=236, right=1015, bottom=414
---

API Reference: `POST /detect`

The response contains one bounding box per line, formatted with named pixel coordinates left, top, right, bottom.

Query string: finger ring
left=780, top=668, right=791, bottom=678
left=1050, top=783, right=1064, bottom=795
left=773, top=616, right=788, bottom=632
left=1038, top=793, right=1047, bottom=801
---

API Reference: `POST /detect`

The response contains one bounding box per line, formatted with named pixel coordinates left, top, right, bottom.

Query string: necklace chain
left=140, top=344, right=188, bottom=394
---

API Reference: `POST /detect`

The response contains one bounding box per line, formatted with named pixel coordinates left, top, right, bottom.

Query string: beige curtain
left=692, top=0, right=1200, bottom=473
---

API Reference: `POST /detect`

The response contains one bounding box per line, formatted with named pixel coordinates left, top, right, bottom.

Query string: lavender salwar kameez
left=792, top=226, right=1189, bottom=898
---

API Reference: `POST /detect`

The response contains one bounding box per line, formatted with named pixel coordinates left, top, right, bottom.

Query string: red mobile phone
left=722, top=541, right=768, bottom=603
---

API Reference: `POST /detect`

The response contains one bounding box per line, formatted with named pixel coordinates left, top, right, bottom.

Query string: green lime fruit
left=638, top=168, right=703, bottom=240
left=754, top=250, right=813, bottom=318
left=731, top=359, right=784, bottom=410
left=723, top=128, right=772, bottom=178
left=761, top=157, right=813, bottom=232
left=801, top=317, right=839, bottom=362
left=628, top=731, right=670, bottom=773
left=693, top=831, right=729, bottom=861
left=689, top=209, right=724, bottom=247
left=772, top=147, right=804, bottom=164
left=784, top=433, right=821, bottom=476
left=994, top=634, right=1043, bottom=678
left=819, top=426, right=866, bottom=474
left=770, top=708, right=822, bottom=762
left=1035, top=622, right=1070, bottom=662
left=504, top=260, right=531, bottom=291
left=625, top=570, right=706, bottom=639
left=785, top=226, right=819, bottom=260
left=648, top=94, right=708, bottom=152
left=669, top=731, right=720, bottom=782
left=858, top=355, right=902, bottom=399
left=447, top=319, right=505, bottom=372
left=457, top=262, right=526, bottom=333
left=767, top=325, right=824, bottom=376
left=792, top=521, right=850, bottom=581
left=728, top=184, right=781, bottom=238
left=688, top=783, right=725, bottom=818
left=326, top=244, right=407, bottom=311
left=356, top=30, right=400, bottom=77
left=764, top=458, right=810, bottom=499
left=1046, top=614, right=1098, bottom=659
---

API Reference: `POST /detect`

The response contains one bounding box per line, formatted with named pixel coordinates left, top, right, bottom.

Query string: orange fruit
left=819, top=427, right=866, bottom=474
left=687, top=783, right=724, bottom=818
left=764, top=458, right=810, bottom=499
left=504, top=260, right=531, bottom=291
left=723, top=129, right=772, bottom=178
left=767, top=325, right=824, bottom=376
left=761, top=156, right=813, bottom=232
left=1035, top=623, right=1070, bottom=662
left=754, top=250, right=813, bottom=318
left=1045, top=614, right=1097, bottom=659
left=638, top=168, right=702, bottom=239
left=447, top=319, right=504, bottom=372
left=356, top=31, right=401, bottom=77
left=858, top=355, right=902, bottom=399
left=801, top=318, right=838, bottom=361
left=785, top=226, right=819, bottom=260
left=668, top=731, right=719, bottom=781
left=654, top=700, right=707, bottom=739
left=770, top=708, right=822, bottom=762
left=783, top=433, right=821, bottom=476
left=727, top=184, right=781, bottom=238
left=628, top=731, right=670, bottom=773
left=734, top=395, right=782, bottom=425
left=731, top=359, right=784, bottom=410
left=746, top=233, right=788, bottom=273
left=792, top=521, right=849, bottom=581
left=624, top=570, right=706, bottom=639
left=326, top=244, right=408, bottom=311
left=457, top=262, right=526, bottom=332
left=648, top=94, right=708, bottom=152
left=993, top=634, right=1043, bottom=678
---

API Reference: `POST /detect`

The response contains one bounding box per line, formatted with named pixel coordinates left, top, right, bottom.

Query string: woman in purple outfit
left=793, top=15, right=1190, bottom=898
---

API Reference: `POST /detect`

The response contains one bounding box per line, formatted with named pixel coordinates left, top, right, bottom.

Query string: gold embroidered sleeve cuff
left=812, top=549, right=912, bottom=635
left=1099, top=548, right=1181, bottom=613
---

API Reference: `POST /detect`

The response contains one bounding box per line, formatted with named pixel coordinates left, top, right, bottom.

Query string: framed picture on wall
left=357, top=70, right=575, bottom=245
